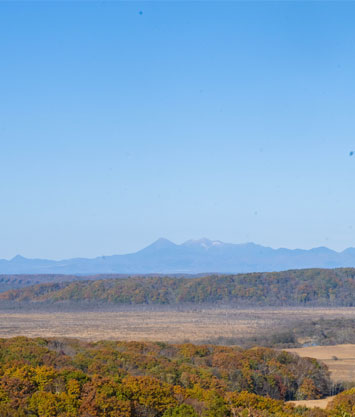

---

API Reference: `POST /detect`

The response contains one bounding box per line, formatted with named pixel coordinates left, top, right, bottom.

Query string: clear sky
left=1, top=1, right=355, bottom=259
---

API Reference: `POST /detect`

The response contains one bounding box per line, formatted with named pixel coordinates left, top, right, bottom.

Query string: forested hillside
left=1, top=268, right=354, bottom=306
left=0, top=274, right=80, bottom=293
left=0, top=273, right=203, bottom=293
left=0, top=273, right=144, bottom=293
left=1, top=336, right=353, bottom=417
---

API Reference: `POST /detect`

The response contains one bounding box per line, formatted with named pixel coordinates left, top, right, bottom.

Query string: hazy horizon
left=1, top=1, right=355, bottom=259
left=2, top=237, right=355, bottom=262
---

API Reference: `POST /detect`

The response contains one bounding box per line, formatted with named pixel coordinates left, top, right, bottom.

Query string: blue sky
left=1, top=1, right=355, bottom=259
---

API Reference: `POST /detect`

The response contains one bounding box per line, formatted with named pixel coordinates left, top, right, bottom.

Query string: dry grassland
left=0, top=306, right=354, bottom=343
left=287, top=396, right=336, bottom=409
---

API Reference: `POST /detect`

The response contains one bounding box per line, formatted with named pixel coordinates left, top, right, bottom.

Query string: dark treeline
left=1, top=268, right=354, bottom=306
left=200, top=318, right=355, bottom=349
left=1, top=336, right=353, bottom=417
left=0, top=273, right=206, bottom=293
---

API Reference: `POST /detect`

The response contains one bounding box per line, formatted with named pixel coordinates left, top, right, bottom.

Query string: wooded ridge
left=1, top=268, right=354, bottom=306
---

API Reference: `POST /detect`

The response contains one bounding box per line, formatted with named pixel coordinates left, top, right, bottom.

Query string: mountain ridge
left=1, top=238, right=355, bottom=274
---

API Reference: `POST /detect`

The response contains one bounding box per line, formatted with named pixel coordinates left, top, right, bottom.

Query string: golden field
left=0, top=306, right=354, bottom=342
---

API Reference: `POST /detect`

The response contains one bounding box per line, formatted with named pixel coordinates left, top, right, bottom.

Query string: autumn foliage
left=1, top=268, right=354, bottom=307
left=0, top=336, right=352, bottom=416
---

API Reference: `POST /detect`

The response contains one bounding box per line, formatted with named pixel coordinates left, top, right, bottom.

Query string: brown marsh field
left=0, top=306, right=354, bottom=343
left=287, top=396, right=337, bottom=410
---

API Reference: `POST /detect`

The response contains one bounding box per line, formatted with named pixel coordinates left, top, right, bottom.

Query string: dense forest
left=1, top=268, right=354, bottom=306
left=0, top=274, right=139, bottom=293
left=0, top=275, right=79, bottom=293
left=0, top=274, right=194, bottom=293
left=0, top=336, right=354, bottom=417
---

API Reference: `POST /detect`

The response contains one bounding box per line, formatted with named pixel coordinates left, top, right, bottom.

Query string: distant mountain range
left=1, top=238, right=355, bottom=274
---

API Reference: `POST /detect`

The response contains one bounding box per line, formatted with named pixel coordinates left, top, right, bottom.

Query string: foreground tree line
left=0, top=268, right=354, bottom=306
left=0, top=337, right=354, bottom=416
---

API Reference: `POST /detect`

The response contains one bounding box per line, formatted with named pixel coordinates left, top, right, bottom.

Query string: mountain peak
left=153, top=237, right=175, bottom=246
left=10, top=255, right=26, bottom=262
left=138, top=238, right=177, bottom=253
left=182, top=238, right=224, bottom=249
